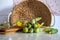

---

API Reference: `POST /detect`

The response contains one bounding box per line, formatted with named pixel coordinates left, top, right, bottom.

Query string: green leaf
left=23, top=21, right=28, bottom=27
left=28, top=23, right=32, bottom=28
left=31, top=17, right=42, bottom=24
left=31, top=19, right=36, bottom=24
left=34, top=24, right=37, bottom=28
left=35, top=17, right=42, bottom=22
left=40, top=22, right=44, bottom=26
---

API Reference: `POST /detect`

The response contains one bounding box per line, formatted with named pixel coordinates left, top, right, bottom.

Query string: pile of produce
left=22, top=17, right=44, bottom=33
left=0, top=17, right=58, bottom=34
left=16, top=17, right=44, bottom=33
left=16, top=17, right=58, bottom=34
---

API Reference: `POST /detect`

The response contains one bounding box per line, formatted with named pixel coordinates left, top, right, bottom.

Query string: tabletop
left=0, top=32, right=60, bottom=40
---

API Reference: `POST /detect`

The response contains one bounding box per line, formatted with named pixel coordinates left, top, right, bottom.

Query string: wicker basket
left=9, top=0, right=51, bottom=27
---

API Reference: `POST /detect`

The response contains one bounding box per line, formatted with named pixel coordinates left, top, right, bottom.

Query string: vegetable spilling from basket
left=0, top=17, right=58, bottom=34
left=15, top=17, right=43, bottom=33
left=43, top=27, right=58, bottom=34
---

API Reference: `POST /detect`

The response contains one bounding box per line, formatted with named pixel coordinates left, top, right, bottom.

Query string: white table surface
left=0, top=0, right=60, bottom=40
left=0, top=32, right=60, bottom=40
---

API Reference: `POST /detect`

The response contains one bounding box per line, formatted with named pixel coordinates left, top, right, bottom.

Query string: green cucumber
left=23, top=27, right=28, bottom=33
left=29, top=28, right=34, bottom=33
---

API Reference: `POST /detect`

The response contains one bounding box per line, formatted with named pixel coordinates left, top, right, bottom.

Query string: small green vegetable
left=23, top=27, right=28, bottom=33
left=28, top=23, right=32, bottom=28
left=29, top=28, right=34, bottom=33
left=35, top=17, right=42, bottom=22
left=51, top=29, right=58, bottom=34
left=34, top=24, right=37, bottom=28
left=31, top=17, right=42, bottom=24
left=43, top=27, right=58, bottom=34
left=23, top=21, right=28, bottom=27
left=34, top=28, right=40, bottom=33
left=31, top=19, right=36, bottom=24
left=43, top=27, right=52, bottom=33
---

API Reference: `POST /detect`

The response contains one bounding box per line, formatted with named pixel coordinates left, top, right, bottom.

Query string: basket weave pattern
left=10, top=0, right=51, bottom=26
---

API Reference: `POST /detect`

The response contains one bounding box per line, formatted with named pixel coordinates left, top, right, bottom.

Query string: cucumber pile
left=22, top=17, right=42, bottom=33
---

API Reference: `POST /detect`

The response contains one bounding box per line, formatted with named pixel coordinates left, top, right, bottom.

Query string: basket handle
left=50, top=12, right=55, bottom=27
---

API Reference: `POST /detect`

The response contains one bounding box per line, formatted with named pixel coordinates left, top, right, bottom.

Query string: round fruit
left=34, top=28, right=40, bottom=33
left=23, top=27, right=28, bottom=33
left=29, top=28, right=34, bottom=33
